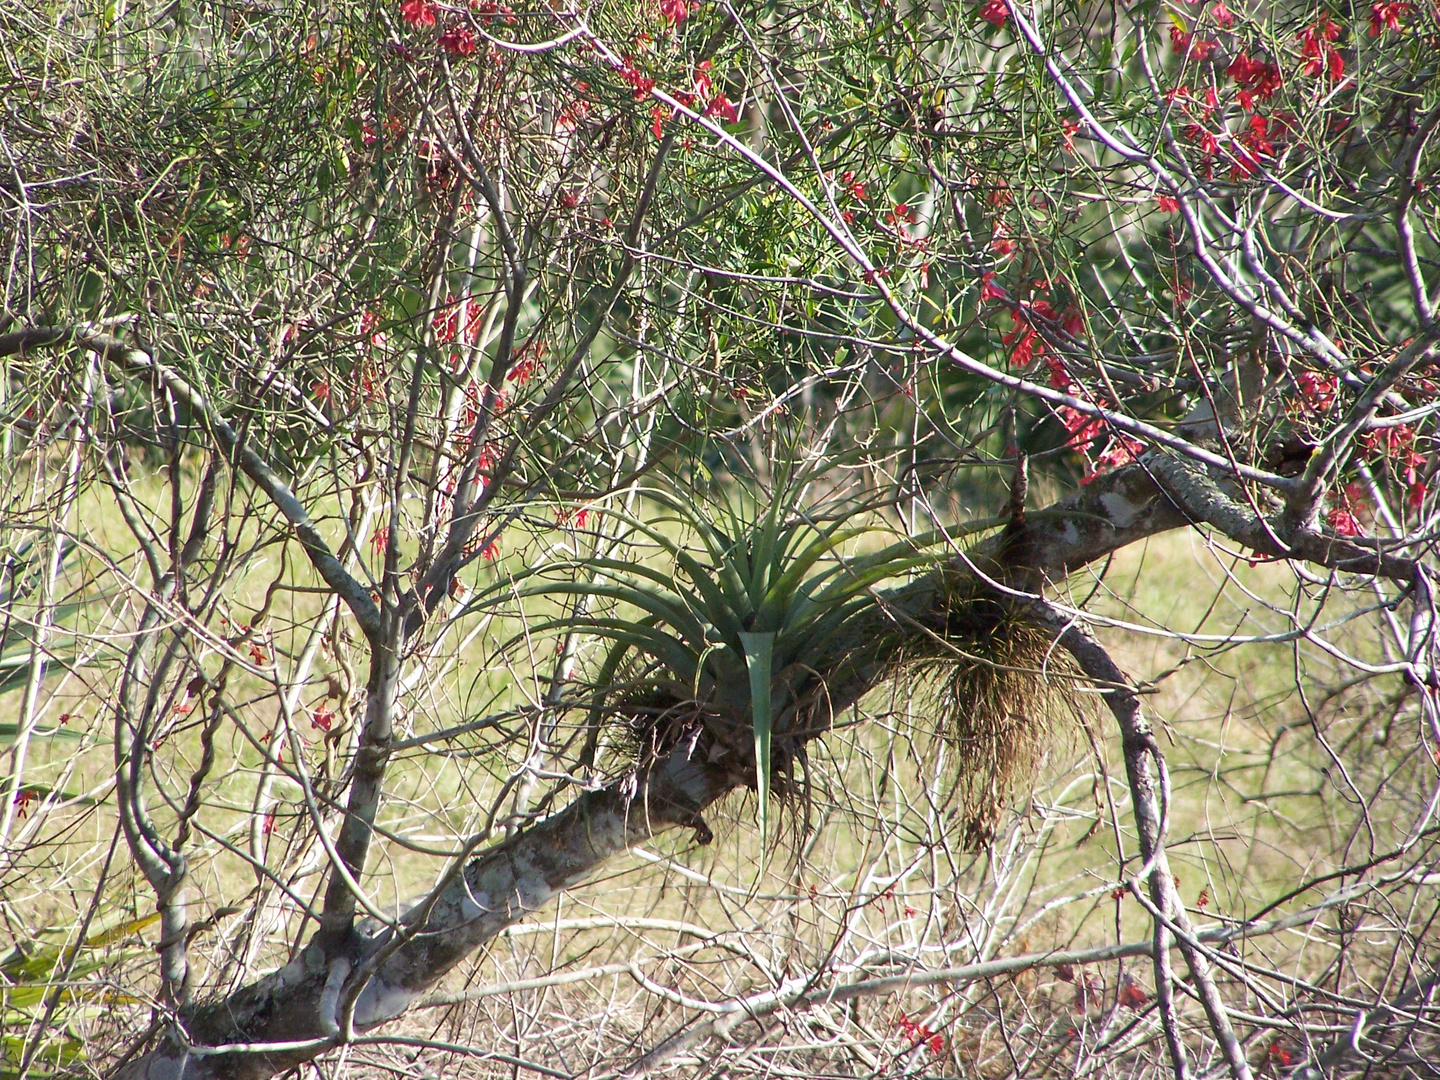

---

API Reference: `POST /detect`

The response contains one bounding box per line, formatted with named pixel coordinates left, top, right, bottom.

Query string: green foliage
left=0, top=913, right=156, bottom=1077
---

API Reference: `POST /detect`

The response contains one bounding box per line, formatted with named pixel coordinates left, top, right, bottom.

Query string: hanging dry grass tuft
left=896, top=580, right=1091, bottom=849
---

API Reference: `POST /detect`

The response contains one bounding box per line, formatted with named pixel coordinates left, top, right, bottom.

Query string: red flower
left=980, top=271, right=1006, bottom=302
left=1296, top=370, right=1337, bottom=411
left=360, top=309, right=386, bottom=347
left=1211, top=0, right=1236, bottom=28
left=1010, top=330, right=1039, bottom=367
left=371, top=526, right=390, bottom=554
left=1327, top=505, right=1362, bottom=537
left=1229, top=51, right=1282, bottom=109
left=618, top=57, right=655, bottom=100
left=439, top=24, right=478, bottom=56
left=895, top=1014, right=945, bottom=1057
left=1088, top=435, right=1144, bottom=480
left=1157, top=195, right=1180, bottom=213
left=706, top=93, right=739, bottom=123
left=1370, top=0, right=1414, bottom=33
left=1300, top=19, right=1343, bottom=79
left=1184, top=123, right=1220, bottom=156
left=400, top=0, right=437, bottom=27
left=659, top=0, right=697, bottom=24
left=1060, top=117, right=1081, bottom=152
left=1241, top=113, right=1274, bottom=156
left=311, top=707, right=335, bottom=733
left=558, top=506, right=590, bottom=529
left=980, top=0, right=1008, bottom=26
left=1117, top=979, right=1149, bottom=1010
left=1265, top=1042, right=1294, bottom=1068
left=1060, top=406, right=1105, bottom=447
left=480, top=539, right=499, bottom=561
left=990, top=222, right=1017, bottom=255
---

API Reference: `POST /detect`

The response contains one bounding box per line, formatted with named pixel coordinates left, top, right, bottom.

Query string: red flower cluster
left=1299, top=17, right=1343, bottom=80
left=705, top=93, right=738, bottom=123
left=840, top=169, right=867, bottom=201
left=472, top=0, right=515, bottom=24
left=980, top=0, right=1008, bottom=26
left=979, top=271, right=1006, bottom=302
left=659, top=0, right=698, bottom=24
left=618, top=57, right=655, bottom=100
left=359, top=309, right=387, bottom=347
left=311, top=707, right=335, bottom=733
left=1231, top=113, right=1275, bottom=179
left=400, top=0, right=436, bottom=27
left=1361, top=424, right=1428, bottom=509
left=1228, top=52, right=1282, bottom=110
left=1086, top=435, right=1144, bottom=481
left=1370, top=1, right=1414, bottom=34
left=508, top=339, right=547, bottom=385
left=440, top=24, right=478, bottom=56
left=990, top=221, right=1016, bottom=255
left=1296, top=370, right=1337, bottom=412
left=433, top=295, right=485, bottom=345
left=896, top=1013, right=945, bottom=1057
left=1184, top=122, right=1221, bottom=157
left=1265, top=1042, right=1294, bottom=1068
left=1328, top=503, right=1362, bottom=537
left=1170, top=25, right=1218, bottom=59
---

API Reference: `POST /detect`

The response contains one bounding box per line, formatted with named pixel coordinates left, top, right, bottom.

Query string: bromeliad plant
left=493, top=476, right=1008, bottom=854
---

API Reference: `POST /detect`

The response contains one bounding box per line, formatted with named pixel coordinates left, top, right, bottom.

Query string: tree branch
left=0, top=327, right=384, bottom=641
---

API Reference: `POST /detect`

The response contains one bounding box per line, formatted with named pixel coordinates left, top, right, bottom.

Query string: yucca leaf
left=752, top=526, right=871, bottom=632
left=0, top=724, right=81, bottom=745
left=644, top=492, right=750, bottom=613
left=510, top=617, right=700, bottom=687
left=737, top=630, right=776, bottom=868
left=513, top=580, right=708, bottom=651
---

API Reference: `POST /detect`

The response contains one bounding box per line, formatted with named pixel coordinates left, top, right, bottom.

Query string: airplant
left=484, top=473, right=1016, bottom=858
